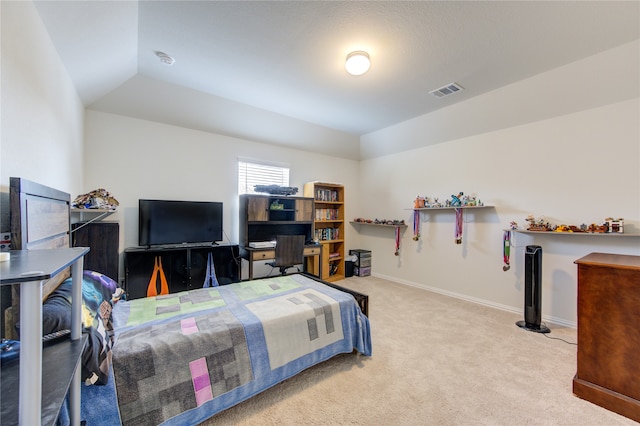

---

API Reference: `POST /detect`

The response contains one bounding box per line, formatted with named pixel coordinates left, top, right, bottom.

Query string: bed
left=7, top=177, right=372, bottom=425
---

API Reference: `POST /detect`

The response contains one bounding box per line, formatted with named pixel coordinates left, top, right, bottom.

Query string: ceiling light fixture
left=155, top=51, right=175, bottom=66
left=345, top=51, right=370, bottom=76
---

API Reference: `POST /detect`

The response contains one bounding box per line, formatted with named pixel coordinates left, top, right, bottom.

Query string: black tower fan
left=516, top=245, right=550, bottom=333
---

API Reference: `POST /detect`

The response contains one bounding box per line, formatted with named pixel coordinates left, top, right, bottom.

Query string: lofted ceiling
left=33, top=1, right=639, bottom=160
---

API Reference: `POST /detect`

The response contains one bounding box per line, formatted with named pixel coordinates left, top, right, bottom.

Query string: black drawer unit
left=349, top=249, right=371, bottom=277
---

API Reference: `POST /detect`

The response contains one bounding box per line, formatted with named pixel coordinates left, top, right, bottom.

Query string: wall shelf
left=409, top=205, right=494, bottom=244
left=507, top=229, right=639, bottom=237
left=70, top=208, right=116, bottom=229
left=406, top=205, right=494, bottom=211
left=350, top=221, right=407, bottom=229
left=351, top=221, right=406, bottom=255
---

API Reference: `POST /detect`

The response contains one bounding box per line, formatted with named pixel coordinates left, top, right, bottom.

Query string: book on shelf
left=315, top=208, right=339, bottom=221
left=314, top=228, right=340, bottom=241
left=314, top=189, right=339, bottom=202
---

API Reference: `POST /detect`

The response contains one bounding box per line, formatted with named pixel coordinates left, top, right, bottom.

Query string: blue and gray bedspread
left=108, top=274, right=371, bottom=425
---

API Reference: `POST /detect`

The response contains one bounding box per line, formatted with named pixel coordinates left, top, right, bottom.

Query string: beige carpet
left=202, top=275, right=636, bottom=425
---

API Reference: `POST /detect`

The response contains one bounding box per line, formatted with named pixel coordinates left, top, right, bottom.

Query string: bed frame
left=5, top=177, right=72, bottom=338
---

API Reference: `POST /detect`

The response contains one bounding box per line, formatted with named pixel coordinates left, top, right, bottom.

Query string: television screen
left=139, top=199, right=223, bottom=247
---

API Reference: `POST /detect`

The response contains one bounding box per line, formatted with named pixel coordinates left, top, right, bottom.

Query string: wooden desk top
left=243, top=243, right=321, bottom=252
left=575, top=252, right=640, bottom=271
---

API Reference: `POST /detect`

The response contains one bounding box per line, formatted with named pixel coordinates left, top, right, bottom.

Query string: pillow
left=83, top=270, right=119, bottom=295
left=39, top=273, right=118, bottom=385
left=40, top=272, right=116, bottom=335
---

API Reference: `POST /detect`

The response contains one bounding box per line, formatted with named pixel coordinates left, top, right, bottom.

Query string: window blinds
left=238, top=161, right=290, bottom=194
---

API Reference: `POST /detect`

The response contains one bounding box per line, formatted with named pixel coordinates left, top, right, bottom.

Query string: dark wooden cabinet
left=124, top=244, right=240, bottom=300
left=239, top=194, right=314, bottom=247
left=246, top=196, right=269, bottom=221
left=573, top=252, right=640, bottom=423
left=72, top=221, right=119, bottom=280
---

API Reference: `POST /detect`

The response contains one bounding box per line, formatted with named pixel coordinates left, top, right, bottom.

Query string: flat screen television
left=138, top=199, right=223, bottom=247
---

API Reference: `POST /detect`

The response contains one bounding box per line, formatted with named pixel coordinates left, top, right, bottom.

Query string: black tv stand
left=144, top=242, right=222, bottom=250
left=124, top=243, right=240, bottom=299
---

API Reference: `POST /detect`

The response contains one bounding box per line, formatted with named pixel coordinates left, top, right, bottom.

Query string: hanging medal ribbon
left=203, top=252, right=220, bottom=288
left=413, top=210, right=421, bottom=241
left=394, top=226, right=401, bottom=255
left=454, top=208, right=463, bottom=244
left=503, top=230, right=511, bottom=271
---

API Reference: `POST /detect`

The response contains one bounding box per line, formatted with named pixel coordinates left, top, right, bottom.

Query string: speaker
left=516, top=245, right=550, bottom=333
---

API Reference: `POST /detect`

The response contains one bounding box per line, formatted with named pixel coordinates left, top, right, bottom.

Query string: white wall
left=356, top=43, right=640, bottom=326
left=83, top=110, right=361, bottom=280
left=0, top=0, right=84, bottom=337
left=0, top=1, right=84, bottom=202
left=3, top=0, right=638, bottom=327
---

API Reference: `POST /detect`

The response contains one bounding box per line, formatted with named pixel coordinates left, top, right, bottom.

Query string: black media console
left=124, top=243, right=240, bottom=300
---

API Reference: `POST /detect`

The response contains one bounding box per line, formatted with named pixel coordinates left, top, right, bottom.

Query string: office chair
left=267, top=235, right=305, bottom=276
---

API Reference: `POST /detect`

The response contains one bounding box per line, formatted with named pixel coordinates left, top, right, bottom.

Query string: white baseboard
left=372, top=272, right=576, bottom=329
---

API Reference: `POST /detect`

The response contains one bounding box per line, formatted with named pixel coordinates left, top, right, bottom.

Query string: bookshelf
left=304, top=182, right=345, bottom=282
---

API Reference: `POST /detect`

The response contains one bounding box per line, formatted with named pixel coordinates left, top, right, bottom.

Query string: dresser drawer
left=304, top=246, right=321, bottom=256
left=252, top=250, right=276, bottom=260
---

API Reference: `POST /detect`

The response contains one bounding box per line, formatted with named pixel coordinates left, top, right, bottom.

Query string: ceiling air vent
left=429, top=82, right=464, bottom=99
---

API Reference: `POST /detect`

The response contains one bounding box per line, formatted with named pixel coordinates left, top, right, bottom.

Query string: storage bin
left=349, top=249, right=371, bottom=276
left=354, top=266, right=371, bottom=277
left=357, top=257, right=371, bottom=267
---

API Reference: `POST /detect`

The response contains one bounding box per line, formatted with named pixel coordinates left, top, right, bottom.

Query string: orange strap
left=147, top=256, right=169, bottom=297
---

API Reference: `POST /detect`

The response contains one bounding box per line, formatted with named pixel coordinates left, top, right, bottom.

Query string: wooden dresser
left=573, top=252, right=640, bottom=422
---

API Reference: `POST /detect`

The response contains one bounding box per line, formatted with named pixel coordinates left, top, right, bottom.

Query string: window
left=238, top=160, right=290, bottom=195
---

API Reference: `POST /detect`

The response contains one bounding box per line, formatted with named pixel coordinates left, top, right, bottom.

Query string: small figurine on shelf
left=555, top=224, right=585, bottom=233
left=450, top=192, right=463, bottom=207
left=604, top=217, right=624, bottom=233
left=509, top=221, right=518, bottom=230
left=525, top=215, right=553, bottom=231
left=588, top=223, right=608, bottom=233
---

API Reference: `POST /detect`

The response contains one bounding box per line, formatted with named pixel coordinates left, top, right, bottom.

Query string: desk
left=0, top=248, right=89, bottom=426
left=240, top=244, right=322, bottom=280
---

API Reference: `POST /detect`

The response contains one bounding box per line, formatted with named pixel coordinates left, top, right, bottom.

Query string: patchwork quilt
left=109, top=274, right=371, bottom=425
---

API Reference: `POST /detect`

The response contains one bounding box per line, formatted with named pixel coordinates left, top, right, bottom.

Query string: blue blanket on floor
left=81, top=274, right=371, bottom=425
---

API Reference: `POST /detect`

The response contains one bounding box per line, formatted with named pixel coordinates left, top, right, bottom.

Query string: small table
left=240, top=244, right=322, bottom=280
left=0, top=248, right=89, bottom=426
